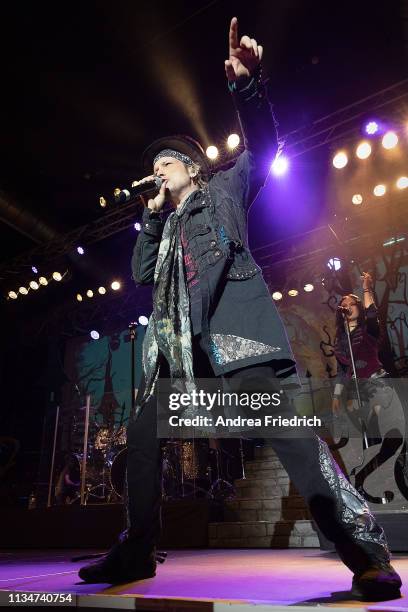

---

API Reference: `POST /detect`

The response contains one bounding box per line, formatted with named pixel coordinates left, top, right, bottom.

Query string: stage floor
left=0, top=548, right=407, bottom=611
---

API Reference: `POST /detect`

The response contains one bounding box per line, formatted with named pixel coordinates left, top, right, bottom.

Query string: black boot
left=351, top=562, right=402, bottom=601
left=78, top=538, right=157, bottom=584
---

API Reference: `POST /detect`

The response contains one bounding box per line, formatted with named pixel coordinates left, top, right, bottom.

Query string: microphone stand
left=342, top=312, right=369, bottom=451
left=128, top=322, right=138, bottom=421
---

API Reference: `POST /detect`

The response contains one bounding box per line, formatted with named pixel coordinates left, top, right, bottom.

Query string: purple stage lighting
left=271, top=155, right=289, bottom=176
left=134, top=222, right=142, bottom=231
left=90, top=330, right=100, bottom=340
left=32, top=266, right=38, bottom=274
left=77, top=246, right=85, bottom=255
left=365, top=121, right=379, bottom=135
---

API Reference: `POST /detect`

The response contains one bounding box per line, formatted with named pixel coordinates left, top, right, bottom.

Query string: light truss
left=2, top=78, right=408, bottom=282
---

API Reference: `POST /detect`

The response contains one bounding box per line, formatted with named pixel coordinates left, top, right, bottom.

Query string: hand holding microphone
left=99, top=176, right=165, bottom=208
left=132, top=175, right=168, bottom=213
left=337, top=305, right=352, bottom=316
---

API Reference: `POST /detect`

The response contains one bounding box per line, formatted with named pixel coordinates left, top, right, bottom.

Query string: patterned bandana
left=153, top=149, right=194, bottom=168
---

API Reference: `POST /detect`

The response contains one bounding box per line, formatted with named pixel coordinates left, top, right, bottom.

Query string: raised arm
left=361, top=272, right=380, bottom=338
left=219, top=17, right=278, bottom=210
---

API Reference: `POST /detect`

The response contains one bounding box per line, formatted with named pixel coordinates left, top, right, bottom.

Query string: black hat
left=142, top=134, right=210, bottom=178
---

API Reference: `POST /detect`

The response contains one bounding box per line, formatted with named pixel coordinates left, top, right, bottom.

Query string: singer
left=332, top=273, right=404, bottom=440
left=79, top=19, right=401, bottom=599
left=333, top=272, right=383, bottom=413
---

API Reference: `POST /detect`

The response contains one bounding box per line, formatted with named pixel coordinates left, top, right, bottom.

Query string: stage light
left=86, top=289, right=94, bottom=298
left=8, top=291, right=18, bottom=300
left=272, top=291, right=283, bottom=301
left=352, top=194, right=363, bottom=205
left=272, top=155, right=289, bottom=176
left=39, top=277, right=48, bottom=286
left=98, top=286, right=106, bottom=295
left=365, top=121, right=379, bottom=135
left=138, top=315, right=149, bottom=325
left=29, top=281, right=39, bottom=290
left=134, top=222, right=142, bottom=231
left=396, top=176, right=408, bottom=189
left=19, top=286, right=28, bottom=295
left=288, top=289, right=298, bottom=297
left=227, top=133, right=240, bottom=149
left=99, top=197, right=107, bottom=208
left=76, top=293, right=83, bottom=302
left=373, top=184, right=386, bottom=197
left=328, top=257, right=341, bottom=271
left=332, top=151, right=348, bottom=169
left=31, top=266, right=38, bottom=274
left=111, top=281, right=121, bottom=291
left=206, top=145, right=219, bottom=160
left=77, top=246, right=85, bottom=255
left=356, top=141, right=371, bottom=159
left=303, top=283, right=314, bottom=292
left=90, top=330, right=100, bottom=340
left=52, top=272, right=62, bottom=282
left=382, top=131, right=398, bottom=149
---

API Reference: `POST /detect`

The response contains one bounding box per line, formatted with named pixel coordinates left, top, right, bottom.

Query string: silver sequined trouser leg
left=225, top=363, right=391, bottom=576
left=269, top=434, right=390, bottom=574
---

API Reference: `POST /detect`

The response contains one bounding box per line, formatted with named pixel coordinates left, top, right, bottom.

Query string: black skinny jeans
left=126, top=347, right=391, bottom=575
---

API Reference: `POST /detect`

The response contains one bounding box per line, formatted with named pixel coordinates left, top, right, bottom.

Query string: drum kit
left=59, top=423, right=128, bottom=505
left=61, top=426, right=236, bottom=504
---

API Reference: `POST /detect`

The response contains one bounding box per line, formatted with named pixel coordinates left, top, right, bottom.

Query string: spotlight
left=356, top=141, right=371, bottom=159
left=396, top=176, right=408, bottom=189
left=8, top=291, right=18, bottom=300
left=333, top=151, right=348, bottom=170
left=332, top=151, right=348, bottom=169
left=382, top=131, right=398, bottom=149
left=272, top=155, right=289, bottom=176
left=39, top=277, right=48, bottom=286
left=288, top=289, right=298, bottom=297
left=52, top=272, right=62, bottom=282
left=134, top=222, right=142, bottom=231
left=227, top=133, right=240, bottom=149
left=99, top=197, right=107, bottom=208
left=76, top=293, right=83, bottom=302
left=138, top=315, right=149, bottom=325
left=29, top=281, right=39, bottom=290
left=303, top=283, right=314, bottom=292
left=90, top=330, right=100, bottom=340
left=98, top=286, right=106, bottom=295
left=206, top=145, right=219, bottom=160
left=19, top=286, right=28, bottom=295
left=365, top=121, right=379, bottom=135
left=31, top=266, right=38, bottom=274
left=373, top=184, right=386, bottom=197
left=352, top=194, right=363, bottom=205
left=328, top=257, right=341, bottom=271
left=111, top=281, right=121, bottom=291
left=272, top=291, right=283, bottom=301
left=86, top=289, right=94, bottom=298
left=77, top=246, right=85, bottom=255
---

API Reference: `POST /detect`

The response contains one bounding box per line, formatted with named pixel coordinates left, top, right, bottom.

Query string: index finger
left=229, top=17, right=238, bottom=51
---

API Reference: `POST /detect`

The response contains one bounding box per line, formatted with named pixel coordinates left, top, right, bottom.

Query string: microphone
left=114, top=177, right=163, bottom=204
left=337, top=305, right=352, bottom=315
